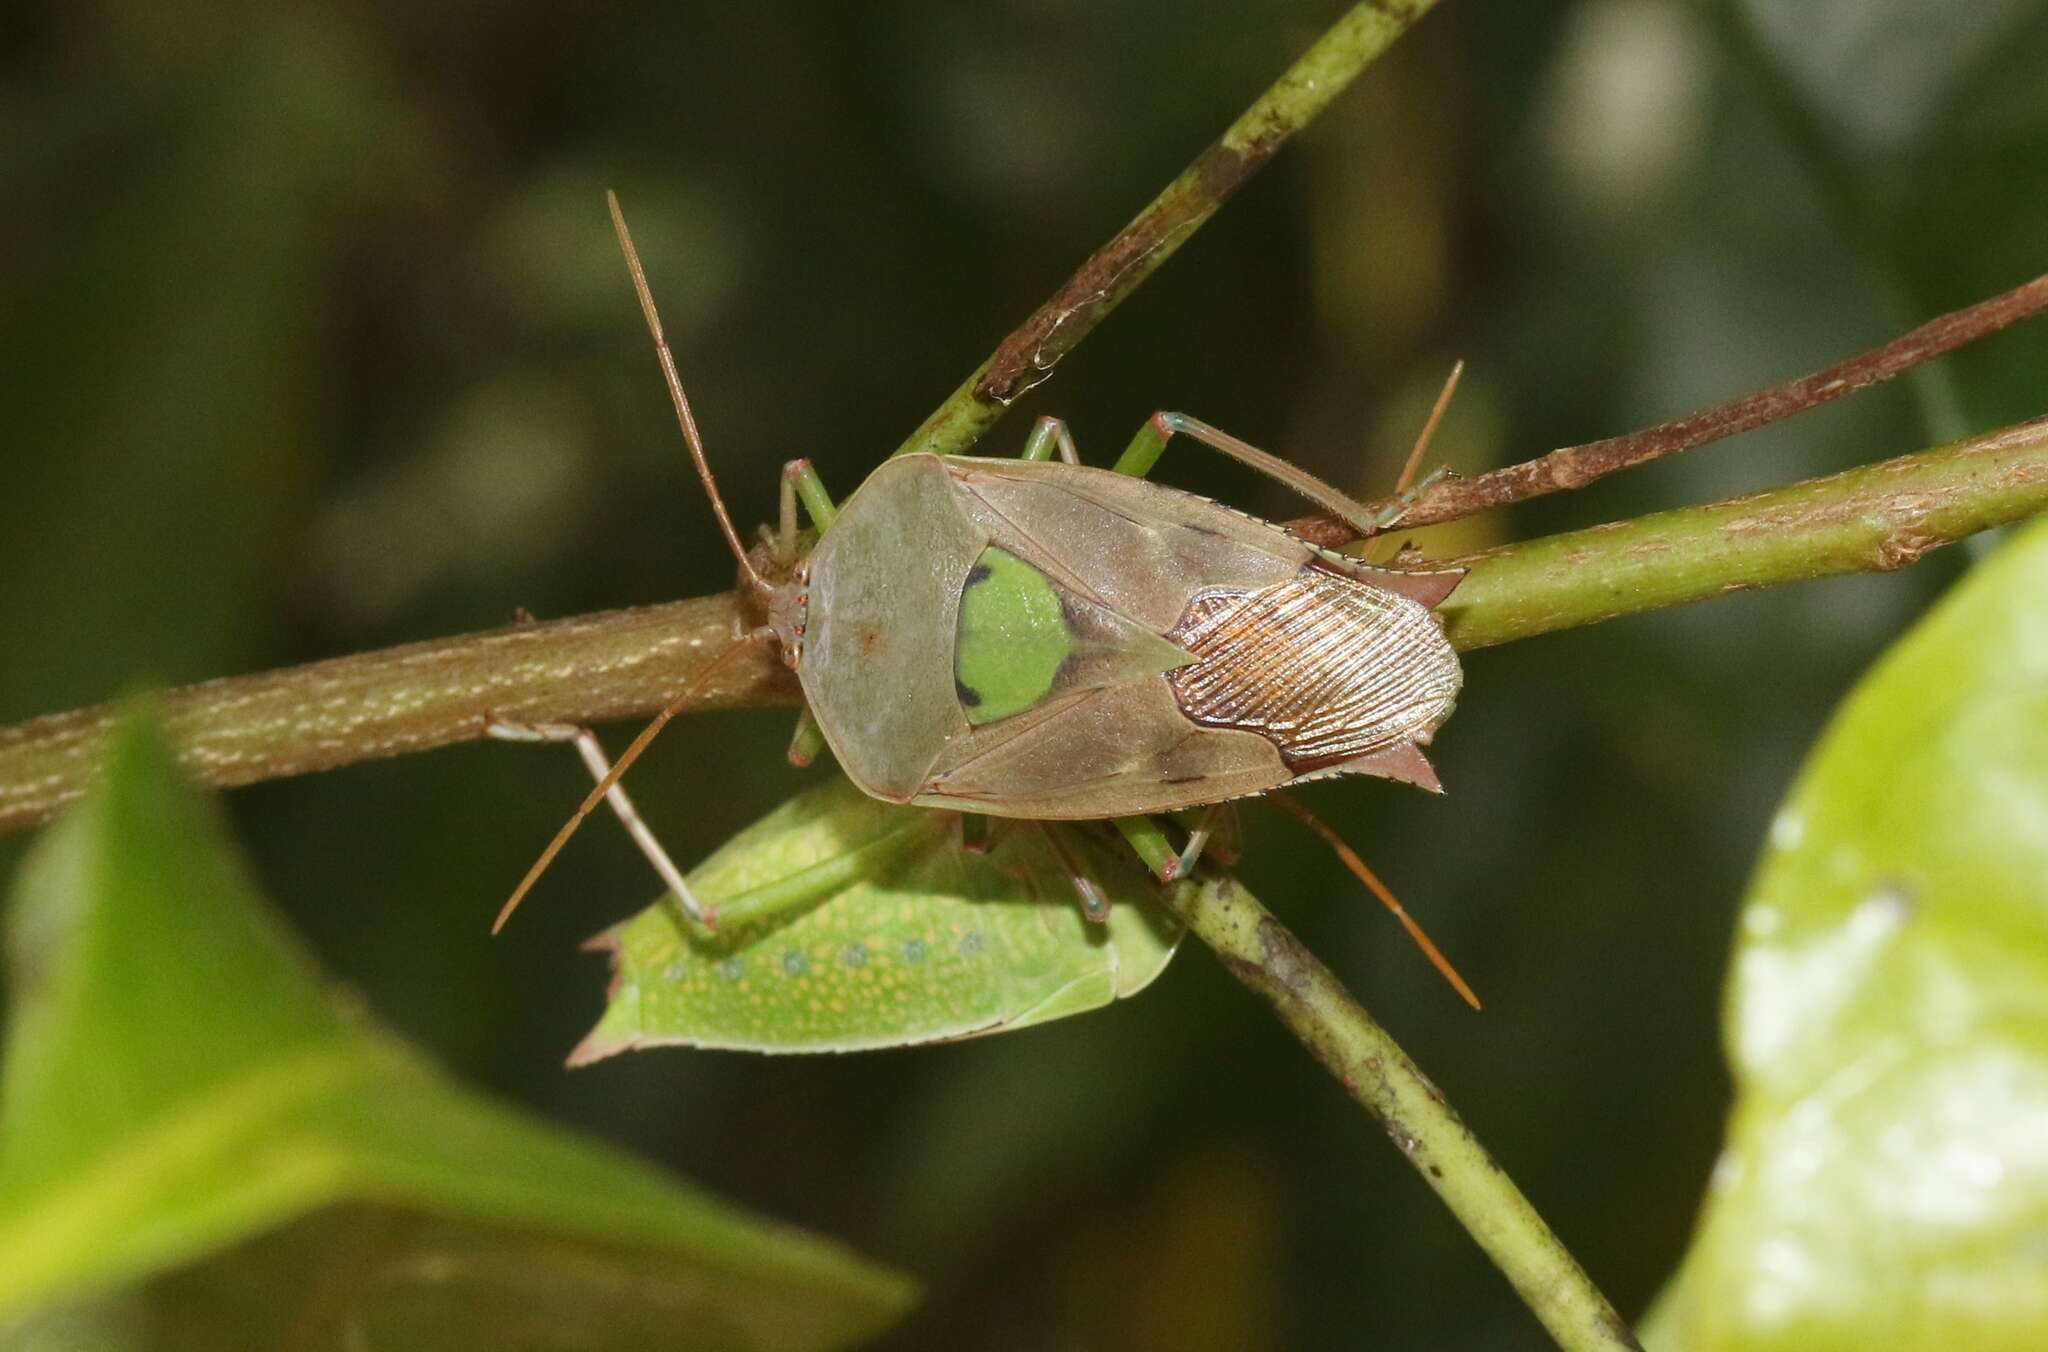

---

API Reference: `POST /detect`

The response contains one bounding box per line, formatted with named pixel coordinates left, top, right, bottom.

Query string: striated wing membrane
left=1167, top=565, right=1461, bottom=771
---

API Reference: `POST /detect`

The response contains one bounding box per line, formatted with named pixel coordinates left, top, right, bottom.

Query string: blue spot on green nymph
left=954, top=546, right=1074, bottom=725
left=902, top=938, right=927, bottom=964
left=782, top=951, right=808, bottom=977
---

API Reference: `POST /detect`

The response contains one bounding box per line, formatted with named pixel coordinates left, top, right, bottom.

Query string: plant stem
left=0, top=596, right=795, bottom=836
left=7, top=417, right=2040, bottom=836
left=1439, top=412, right=2048, bottom=650
left=890, top=0, right=1442, bottom=461
left=1291, top=272, right=2048, bottom=546
left=1129, top=844, right=1640, bottom=1351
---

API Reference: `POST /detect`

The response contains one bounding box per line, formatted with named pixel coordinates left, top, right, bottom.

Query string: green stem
left=1125, top=832, right=1640, bottom=1351
left=1437, top=413, right=2048, bottom=651
left=890, top=0, right=1442, bottom=460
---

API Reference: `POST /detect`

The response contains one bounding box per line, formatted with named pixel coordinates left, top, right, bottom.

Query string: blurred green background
left=4, top=0, right=2047, bottom=1346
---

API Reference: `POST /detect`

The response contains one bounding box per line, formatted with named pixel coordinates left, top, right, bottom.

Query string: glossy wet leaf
left=1649, top=516, right=2048, bottom=1350
left=0, top=709, right=915, bottom=1350
left=576, top=776, right=1183, bottom=1058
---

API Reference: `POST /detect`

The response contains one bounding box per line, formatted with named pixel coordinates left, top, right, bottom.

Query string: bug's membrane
left=572, top=780, right=1183, bottom=1058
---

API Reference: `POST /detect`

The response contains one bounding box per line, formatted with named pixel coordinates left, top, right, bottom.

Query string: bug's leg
left=786, top=709, right=827, bottom=767
left=784, top=457, right=838, bottom=530
left=1112, top=411, right=1389, bottom=535
left=1038, top=824, right=1110, bottom=924
left=771, top=462, right=803, bottom=568
left=1110, top=417, right=1172, bottom=479
left=1170, top=804, right=1231, bottom=880
left=958, top=812, right=993, bottom=854
left=1019, top=416, right=1058, bottom=462
left=1020, top=415, right=1082, bottom=465
left=1118, top=806, right=1230, bottom=883
left=1112, top=816, right=1180, bottom=883
left=487, top=718, right=718, bottom=930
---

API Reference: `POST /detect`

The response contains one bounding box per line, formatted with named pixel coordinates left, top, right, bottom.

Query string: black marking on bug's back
left=1051, top=595, right=1091, bottom=686
left=955, top=560, right=996, bottom=710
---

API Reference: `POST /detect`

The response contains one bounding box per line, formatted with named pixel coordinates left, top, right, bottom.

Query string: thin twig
left=3, top=418, right=2040, bottom=835
left=1129, top=846, right=1641, bottom=1351
left=890, top=0, right=1443, bottom=461
left=1438, top=413, right=2048, bottom=650
left=1289, top=272, right=2048, bottom=548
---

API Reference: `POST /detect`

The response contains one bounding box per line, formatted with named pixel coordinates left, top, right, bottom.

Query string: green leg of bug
left=1021, top=416, right=1082, bottom=464
left=1113, top=817, right=1176, bottom=882
left=1115, top=808, right=1226, bottom=883
left=786, top=710, right=827, bottom=767
left=487, top=717, right=718, bottom=927
left=784, top=457, right=838, bottom=530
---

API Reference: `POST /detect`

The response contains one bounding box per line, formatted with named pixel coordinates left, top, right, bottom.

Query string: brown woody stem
left=1290, top=272, right=2048, bottom=548
left=890, top=0, right=1442, bottom=461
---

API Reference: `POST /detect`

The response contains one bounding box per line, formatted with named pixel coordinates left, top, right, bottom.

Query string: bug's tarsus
left=607, top=190, right=769, bottom=597
left=1039, top=823, right=1112, bottom=924
left=1173, top=803, right=1227, bottom=880
left=1272, top=793, right=1480, bottom=1011
left=492, top=639, right=764, bottom=934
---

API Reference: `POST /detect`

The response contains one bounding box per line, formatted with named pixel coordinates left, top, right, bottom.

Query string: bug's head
left=752, top=556, right=809, bottom=670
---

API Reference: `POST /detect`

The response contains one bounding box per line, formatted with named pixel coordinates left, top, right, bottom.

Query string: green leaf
left=1649, top=517, right=2048, bottom=1350
left=0, top=707, right=915, bottom=1350
left=576, top=776, right=1183, bottom=1058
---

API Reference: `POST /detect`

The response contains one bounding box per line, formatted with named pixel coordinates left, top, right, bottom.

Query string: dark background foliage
left=4, top=1, right=2046, bottom=1346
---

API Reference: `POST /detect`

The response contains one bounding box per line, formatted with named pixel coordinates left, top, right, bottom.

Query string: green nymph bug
left=494, top=194, right=1468, bottom=997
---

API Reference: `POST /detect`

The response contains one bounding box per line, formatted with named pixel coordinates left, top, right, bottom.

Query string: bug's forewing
left=910, top=460, right=1318, bottom=818
left=941, top=459, right=1304, bottom=629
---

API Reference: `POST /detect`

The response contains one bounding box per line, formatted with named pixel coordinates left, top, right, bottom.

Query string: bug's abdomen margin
left=1165, top=563, right=1461, bottom=773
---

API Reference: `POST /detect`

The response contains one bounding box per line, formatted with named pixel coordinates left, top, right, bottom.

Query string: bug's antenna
left=1272, top=793, right=1481, bottom=1010
left=608, top=190, right=769, bottom=596
left=493, top=640, right=761, bottom=934
left=1367, top=359, right=1463, bottom=565
left=1397, top=359, right=1463, bottom=497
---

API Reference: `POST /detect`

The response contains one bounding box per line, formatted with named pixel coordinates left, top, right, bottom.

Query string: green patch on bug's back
left=575, top=776, right=1182, bottom=1058
left=952, top=545, right=1198, bottom=729
left=955, top=548, right=1072, bottom=724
